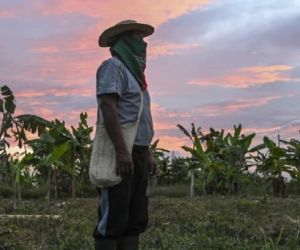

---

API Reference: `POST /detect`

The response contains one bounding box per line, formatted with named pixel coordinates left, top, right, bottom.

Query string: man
left=93, top=20, right=156, bottom=250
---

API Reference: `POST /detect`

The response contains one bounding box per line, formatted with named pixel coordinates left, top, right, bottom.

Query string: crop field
left=1, top=186, right=300, bottom=250
left=1, top=1, right=300, bottom=249
left=1, top=86, right=300, bottom=249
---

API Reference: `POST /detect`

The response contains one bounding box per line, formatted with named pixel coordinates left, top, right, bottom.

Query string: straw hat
left=99, top=20, right=154, bottom=47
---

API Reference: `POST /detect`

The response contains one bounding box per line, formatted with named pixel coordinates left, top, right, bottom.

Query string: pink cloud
left=31, top=107, right=55, bottom=120
left=26, top=106, right=97, bottom=128
left=29, top=0, right=209, bottom=65
left=51, top=88, right=93, bottom=97
left=27, top=51, right=101, bottom=88
left=197, top=96, right=281, bottom=117
left=151, top=103, right=175, bottom=130
left=241, top=65, right=293, bottom=73
left=151, top=102, right=192, bottom=131
left=17, top=0, right=209, bottom=96
left=243, top=125, right=300, bottom=146
left=154, top=135, right=190, bottom=154
left=15, top=90, right=46, bottom=98
left=30, top=46, right=60, bottom=53
left=0, top=10, right=15, bottom=18
left=15, top=86, right=94, bottom=99
left=67, top=107, right=97, bottom=124
left=41, top=0, right=211, bottom=27
left=188, top=64, right=298, bottom=88
left=243, top=126, right=282, bottom=135
left=149, top=41, right=200, bottom=58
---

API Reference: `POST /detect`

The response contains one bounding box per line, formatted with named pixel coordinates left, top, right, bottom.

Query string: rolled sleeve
left=96, top=58, right=125, bottom=97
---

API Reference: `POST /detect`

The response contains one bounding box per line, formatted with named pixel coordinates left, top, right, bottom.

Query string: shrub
left=149, top=184, right=189, bottom=198
left=21, top=187, right=47, bottom=199
left=286, top=180, right=300, bottom=195
left=0, top=184, right=14, bottom=198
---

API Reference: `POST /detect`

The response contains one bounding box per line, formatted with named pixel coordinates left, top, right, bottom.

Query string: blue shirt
left=96, top=57, right=154, bottom=146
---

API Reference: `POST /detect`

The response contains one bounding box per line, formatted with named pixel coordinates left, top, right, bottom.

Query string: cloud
left=243, top=126, right=282, bottom=135
left=15, top=86, right=94, bottom=98
left=154, top=135, right=190, bottom=154
left=188, top=65, right=297, bottom=88
left=0, top=10, right=14, bottom=18
left=151, top=102, right=192, bottom=130
left=41, top=0, right=211, bottom=26
left=149, top=41, right=200, bottom=59
left=2, top=0, right=300, bottom=156
left=196, top=96, right=282, bottom=117
left=30, top=46, right=60, bottom=53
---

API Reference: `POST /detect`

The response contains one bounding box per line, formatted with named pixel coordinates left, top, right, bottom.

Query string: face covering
left=110, top=32, right=148, bottom=90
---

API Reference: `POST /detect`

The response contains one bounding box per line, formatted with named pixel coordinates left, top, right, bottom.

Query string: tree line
left=1, top=85, right=300, bottom=206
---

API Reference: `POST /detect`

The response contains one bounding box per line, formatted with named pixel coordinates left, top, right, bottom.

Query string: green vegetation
left=1, top=85, right=300, bottom=249
left=176, top=123, right=300, bottom=197
left=1, top=85, right=300, bottom=200
left=1, top=188, right=300, bottom=249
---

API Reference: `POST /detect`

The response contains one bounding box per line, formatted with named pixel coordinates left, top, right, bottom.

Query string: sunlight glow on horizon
left=1, top=0, right=300, bottom=154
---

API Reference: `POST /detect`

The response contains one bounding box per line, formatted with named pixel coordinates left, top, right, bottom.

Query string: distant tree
left=0, top=85, right=17, bottom=185
left=178, top=123, right=256, bottom=195
left=253, top=136, right=298, bottom=197
left=150, top=139, right=169, bottom=184
left=178, top=123, right=208, bottom=196
left=281, top=133, right=300, bottom=173
left=21, top=114, right=93, bottom=198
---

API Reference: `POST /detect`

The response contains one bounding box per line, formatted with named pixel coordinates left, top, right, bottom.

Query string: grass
left=0, top=185, right=300, bottom=249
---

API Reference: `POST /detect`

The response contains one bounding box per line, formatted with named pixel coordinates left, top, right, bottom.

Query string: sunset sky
left=1, top=0, right=300, bottom=154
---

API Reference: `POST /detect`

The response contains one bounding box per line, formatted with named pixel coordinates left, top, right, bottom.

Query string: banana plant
left=0, top=85, right=17, bottom=185
left=221, top=124, right=256, bottom=193
left=24, top=122, right=71, bottom=199
left=149, top=139, right=169, bottom=185
left=178, top=123, right=257, bottom=195
left=69, top=112, right=93, bottom=197
left=178, top=123, right=211, bottom=196
left=22, top=113, right=93, bottom=198
left=150, top=139, right=169, bottom=163
left=280, top=134, right=300, bottom=174
left=254, top=136, right=296, bottom=197
left=0, top=85, right=56, bottom=188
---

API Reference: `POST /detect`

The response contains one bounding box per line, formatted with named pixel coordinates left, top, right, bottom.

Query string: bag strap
left=97, top=90, right=144, bottom=124
left=136, top=90, right=144, bottom=123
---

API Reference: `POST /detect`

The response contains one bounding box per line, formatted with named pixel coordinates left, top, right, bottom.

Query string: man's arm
left=100, top=94, right=133, bottom=178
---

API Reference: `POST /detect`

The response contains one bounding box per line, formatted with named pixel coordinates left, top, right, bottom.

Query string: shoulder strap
left=96, top=91, right=144, bottom=125
left=136, top=90, right=144, bottom=123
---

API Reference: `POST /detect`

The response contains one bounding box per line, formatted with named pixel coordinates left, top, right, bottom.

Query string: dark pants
left=93, top=145, right=150, bottom=239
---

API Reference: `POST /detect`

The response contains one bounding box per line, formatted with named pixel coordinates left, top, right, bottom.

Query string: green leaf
left=16, top=114, right=52, bottom=135
left=240, top=133, right=256, bottom=150
left=151, top=139, right=160, bottom=149
left=182, top=145, right=194, bottom=154
left=263, top=136, right=276, bottom=150
left=44, top=141, right=70, bottom=165
left=193, top=134, right=204, bottom=153
left=4, top=96, right=16, bottom=113
left=177, top=124, right=192, bottom=141
left=1, top=86, right=15, bottom=114
left=233, top=124, right=242, bottom=140
left=40, top=133, right=56, bottom=145
left=0, top=98, right=3, bottom=112
left=207, top=169, right=215, bottom=183
left=1, top=85, right=13, bottom=96
left=249, top=143, right=265, bottom=152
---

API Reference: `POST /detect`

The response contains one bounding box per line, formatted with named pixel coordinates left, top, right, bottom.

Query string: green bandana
left=110, top=33, right=148, bottom=90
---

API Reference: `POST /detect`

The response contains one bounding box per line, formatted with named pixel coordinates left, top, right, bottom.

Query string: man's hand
left=116, top=149, right=133, bottom=178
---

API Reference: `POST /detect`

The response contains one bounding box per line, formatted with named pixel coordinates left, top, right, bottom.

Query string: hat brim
left=99, top=23, right=154, bottom=47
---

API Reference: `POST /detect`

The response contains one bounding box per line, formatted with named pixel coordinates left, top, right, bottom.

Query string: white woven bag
left=89, top=91, right=143, bottom=188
